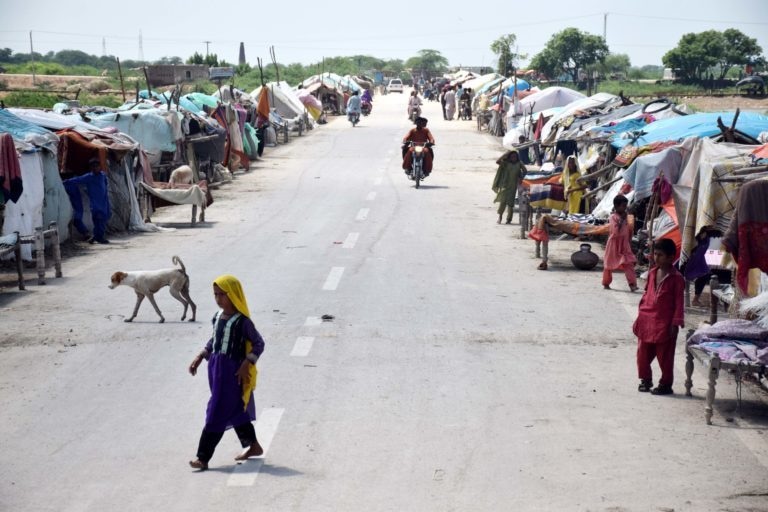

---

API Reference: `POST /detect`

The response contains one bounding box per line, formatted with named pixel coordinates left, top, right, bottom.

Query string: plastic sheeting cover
left=88, top=110, right=177, bottom=154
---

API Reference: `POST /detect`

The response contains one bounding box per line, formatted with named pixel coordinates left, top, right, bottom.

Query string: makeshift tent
left=87, top=109, right=179, bottom=156
left=540, top=93, right=624, bottom=143
left=250, top=83, right=304, bottom=120
left=0, top=109, right=72, bottom=257
left=57, top=128, right=151, bottom=235
left=612, top=112, right=768, bottom=149
left=671, top=137, right=758, bottom=262
left=461, top=73, right=502, bottom=92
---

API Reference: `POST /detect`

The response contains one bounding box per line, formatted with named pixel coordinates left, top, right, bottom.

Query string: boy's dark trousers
left=637, top=338, right=676, bottom=386
left=196, top=422, right=256, bottom=462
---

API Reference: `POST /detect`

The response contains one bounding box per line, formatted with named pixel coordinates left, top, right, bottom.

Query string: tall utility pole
left=102, top=37, right=106, bottom=56
left=29, top=30, right=35, bottom=85
left=138, top=30, right=144, bottom=62
left=203, top=41, right=211, bottom=56
left=603, top=12, right=608, bottom=41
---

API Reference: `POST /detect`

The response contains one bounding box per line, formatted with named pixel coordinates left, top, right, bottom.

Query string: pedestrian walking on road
left=188, top=274, right=265, bottom=470
left=602, top=194, right=638, bottom=291
left=492, top=148, right=527, bottom=224
left=633, top=238, right=684, bottom=395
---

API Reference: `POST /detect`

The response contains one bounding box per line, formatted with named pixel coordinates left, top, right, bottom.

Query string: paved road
left=1, top=91, right=767, bottom=511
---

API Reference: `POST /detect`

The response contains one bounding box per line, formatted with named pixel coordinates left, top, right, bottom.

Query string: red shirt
left=632, top=265, right=684, bottom=343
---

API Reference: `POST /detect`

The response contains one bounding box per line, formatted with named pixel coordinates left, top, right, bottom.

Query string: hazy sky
left=1, top=0, right=766, bottom=69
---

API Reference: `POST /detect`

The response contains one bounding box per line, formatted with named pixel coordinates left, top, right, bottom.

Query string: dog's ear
left=111, top=271, right=127, bottom=284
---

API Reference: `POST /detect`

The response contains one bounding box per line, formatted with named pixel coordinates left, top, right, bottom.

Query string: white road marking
left=366, top=191, right=377, bottom=201
left=226, top=408, right=285, bottom=486
left=373, top=177, right=383, bottom=186
left=343, top=232, right=360, bottom=249
left=290, top=336, right=315, bottom=357
left=356, top=208, right=369, bottom=221
left=322, top=267, right=345, bottom=291
left=304, top=316, right=322, bottom=326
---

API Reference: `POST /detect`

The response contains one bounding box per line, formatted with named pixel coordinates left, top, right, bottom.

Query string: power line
left=609, top=12, right=768, bottom=26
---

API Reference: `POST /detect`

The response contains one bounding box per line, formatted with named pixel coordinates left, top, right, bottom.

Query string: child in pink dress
left=603, top=194, right=638, bottom=291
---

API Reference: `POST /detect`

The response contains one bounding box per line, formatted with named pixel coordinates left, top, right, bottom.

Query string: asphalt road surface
left=1, top=90, right=767, bottom=512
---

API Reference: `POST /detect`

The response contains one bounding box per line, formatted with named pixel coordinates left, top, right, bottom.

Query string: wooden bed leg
left=49, top=222, right=62, bottom=278
left=34, top=226, right=45, bottom=285
left=684, top=349, right=694, bottom=396
left=13, top=232, right=25, bottom=291
left=191, top=205, right=197, bottom=226
left=709, top=275, right=720, bottom=324
left=705, top=354, right=721, bottom=425
left=199, top=206, right=205, bottom=223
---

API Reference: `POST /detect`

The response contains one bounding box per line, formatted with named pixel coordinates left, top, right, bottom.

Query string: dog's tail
left=172, top=255, right=187, bottom=276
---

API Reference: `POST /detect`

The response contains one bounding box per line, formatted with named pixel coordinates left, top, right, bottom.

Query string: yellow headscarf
left=213, top=274, right=257, bottom=409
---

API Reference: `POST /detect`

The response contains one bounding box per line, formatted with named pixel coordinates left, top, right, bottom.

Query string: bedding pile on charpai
left=687, top=319, right=768, bottom=364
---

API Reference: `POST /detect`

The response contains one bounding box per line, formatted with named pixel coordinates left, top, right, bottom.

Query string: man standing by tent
left=63, top=157, right=111, bottom=244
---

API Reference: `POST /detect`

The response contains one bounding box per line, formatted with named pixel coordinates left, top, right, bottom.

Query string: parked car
left=387, top=79, right=404, bottom=94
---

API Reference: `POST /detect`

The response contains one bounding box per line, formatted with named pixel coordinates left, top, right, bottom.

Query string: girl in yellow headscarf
left=561, top=155, right=586, bottom=214
left=188, top=275, right=265, bottom=470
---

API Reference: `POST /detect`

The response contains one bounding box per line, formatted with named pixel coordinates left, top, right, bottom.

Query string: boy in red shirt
left=633, top=238, right=684, bottom=395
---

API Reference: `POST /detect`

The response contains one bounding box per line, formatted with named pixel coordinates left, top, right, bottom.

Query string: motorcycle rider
left=402, top=116, right=435, bottom=177
left=361, top=88, right=373, bottom=115
left=346, top=90, right=361, bottom=125
left=459, top=88, right=472, bottom=120
left=407, top=90, right=422, bottom=119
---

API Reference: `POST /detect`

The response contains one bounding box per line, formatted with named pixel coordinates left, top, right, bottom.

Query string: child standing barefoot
left=633, top=238, right=684, bottom=394
left=188, top=275, right=265, bottom=470
left=602, top=194, right=638, bottom=291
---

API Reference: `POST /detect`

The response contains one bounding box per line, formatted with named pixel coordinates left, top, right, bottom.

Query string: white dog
left=168, top=165, right=194, bottom=187
left=108, top=255, right=196, bottom=323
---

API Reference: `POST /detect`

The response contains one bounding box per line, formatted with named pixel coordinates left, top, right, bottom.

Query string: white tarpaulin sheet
left=2, top=152, right=44, bottom=260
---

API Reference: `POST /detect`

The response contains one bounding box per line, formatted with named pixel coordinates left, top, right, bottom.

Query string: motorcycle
left=407, top=142, right=432, bottom=189
left=409, top=104, right=421, bottom=123
left=459, top=99, right=472, bottom=120
left=361, top=100, right=372, bottom=116
left=348, top=111, right=360, bottom=127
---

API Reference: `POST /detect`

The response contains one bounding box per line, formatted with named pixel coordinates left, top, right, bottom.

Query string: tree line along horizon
left=0, top=26, right=764, bottom=89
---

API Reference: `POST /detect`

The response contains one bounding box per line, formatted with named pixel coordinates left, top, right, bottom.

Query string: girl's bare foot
left=235, top=439, right=264, bottom=461
left=189, top=459, right=208, bottom=470
left=629, top=285, right=639, bottom=292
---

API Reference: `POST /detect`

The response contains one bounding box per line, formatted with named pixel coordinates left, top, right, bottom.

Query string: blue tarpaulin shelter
left=611, top=112, right=768, bottom=148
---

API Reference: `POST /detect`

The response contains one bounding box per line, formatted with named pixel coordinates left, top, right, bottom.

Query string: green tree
left=528, top=48, right=560, bottom=80
left=381, top=58, right=404, bottom=76
left=187, top=52, right=205, bottom=65
left=54, top=50, right=97, bottom=67
left=599, top=53, right=631, bottom=78
left=490, top=34, right=526, bottom=76
left=0, top=48, right=13, bottom=62
left=405, top=49, right=448, bottom=78
left=530, top=27, right=609, bottom=83
left=718, top=28, right=763, bottom=79
left=155, top=56, right=183, bottom=65
left=663, top=30, right=724, bottom=82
